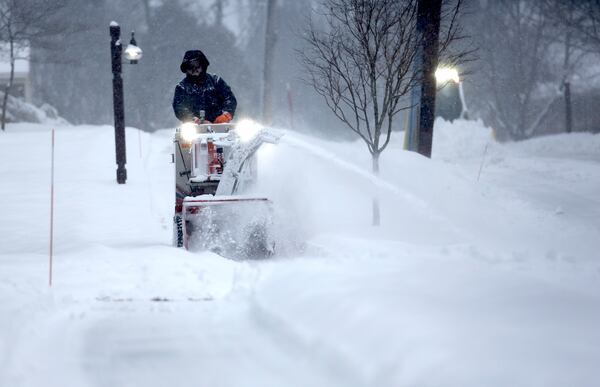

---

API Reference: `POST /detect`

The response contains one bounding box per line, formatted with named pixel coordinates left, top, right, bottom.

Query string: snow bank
left=255, top=119, right=600, bottom=265
left=511, top=131, right=600, bottom=160
left=432, top=118, right=497, bottom=161
left=434, top=117, right=600, bottom=162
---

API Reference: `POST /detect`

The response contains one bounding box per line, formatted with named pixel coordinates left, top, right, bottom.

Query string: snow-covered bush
left=1, top=93, right=69, bottom=126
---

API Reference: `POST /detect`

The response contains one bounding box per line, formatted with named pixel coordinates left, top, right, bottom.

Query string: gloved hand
left=214, top=112, right=233, bottom=124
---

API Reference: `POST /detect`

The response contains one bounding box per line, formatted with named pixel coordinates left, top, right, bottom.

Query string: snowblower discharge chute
left=173, top=119, right=280, bottom=258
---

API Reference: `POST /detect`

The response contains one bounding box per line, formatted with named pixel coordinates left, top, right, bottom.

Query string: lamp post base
left=116, top=167, right=127, bottom=184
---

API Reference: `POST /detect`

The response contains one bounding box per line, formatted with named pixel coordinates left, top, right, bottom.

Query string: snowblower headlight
left=235, top=119, right=261, bottom=142
left=180, top=122, right=198, bottom=142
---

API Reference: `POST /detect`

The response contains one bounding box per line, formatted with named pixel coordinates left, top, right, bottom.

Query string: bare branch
left=301, top=0, right=467, bottom=155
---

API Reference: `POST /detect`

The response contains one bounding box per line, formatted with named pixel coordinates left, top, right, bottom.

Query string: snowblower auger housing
left=172, top=121, right=280, bottom=258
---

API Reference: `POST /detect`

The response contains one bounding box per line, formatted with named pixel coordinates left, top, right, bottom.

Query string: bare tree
left=474, top=1, right=552, bottom=140
left=469, top=0, right=592, bottom=140
left=301, top=0, right=464, bottom=225
left=0, top=0, right=66, bottom=130
left=539, top=0, right=593, bottom=134
left=565, top=0, right=600, bottom=49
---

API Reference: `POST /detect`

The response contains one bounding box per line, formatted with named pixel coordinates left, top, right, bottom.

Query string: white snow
left=0, top=119, right=599, bottom=387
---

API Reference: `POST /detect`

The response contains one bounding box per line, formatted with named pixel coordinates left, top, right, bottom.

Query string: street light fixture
left=124, top=32, right=143, bottom=64
left=435, top=67, right=460, bottom=84
left=109, top=21, right=142, bottom=184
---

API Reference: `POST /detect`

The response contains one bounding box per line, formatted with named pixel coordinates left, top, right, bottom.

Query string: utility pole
left=415, top=0, right=442, bottom=158
left=404, top=70, right=421, bottom=151
left=262, top=0, right=277, bottom=125
left=563, top=6, right=573, bottom=134
left=565, top=81, right=572, bottom=133
left=110, top=22, right=127, bottom=184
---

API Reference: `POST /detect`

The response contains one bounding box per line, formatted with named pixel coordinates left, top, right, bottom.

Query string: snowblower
left=172, top=115, right=280, bottom=258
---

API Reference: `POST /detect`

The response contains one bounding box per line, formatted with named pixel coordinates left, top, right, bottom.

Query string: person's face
left=186, top=59, right=203, bottom=76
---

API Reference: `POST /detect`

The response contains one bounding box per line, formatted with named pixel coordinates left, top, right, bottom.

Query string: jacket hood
left=180, top=50, right=210, bottom=73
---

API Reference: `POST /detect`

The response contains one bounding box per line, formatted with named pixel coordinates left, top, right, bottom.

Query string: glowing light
left=435, top=67, right=460, bottom=84
left=235, top=119, right=262, bottom=142
left=124, top=44, right=143, bottom=62
left=180, top=122, right=198, bottom=142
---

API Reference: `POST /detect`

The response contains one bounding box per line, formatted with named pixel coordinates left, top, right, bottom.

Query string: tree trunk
left=214, top=0, right=224, bottom=26
left=416, top=0, right=442, bottom=157
left=563, top=12, right=573, bottom=134
left=564, top=81, right=572, bottom=133
left=141, top=0, right=152, bottom=27
left=372, top=152, right=380, bottom=226
left=262, top=0, right=277, bottom=125
left=1, top=37, right=15, bottom=131
left=1, top=85, right=8, bottom=131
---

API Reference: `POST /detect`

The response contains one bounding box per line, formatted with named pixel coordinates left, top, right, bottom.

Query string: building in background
left=0, top=44, right=31, bottom=103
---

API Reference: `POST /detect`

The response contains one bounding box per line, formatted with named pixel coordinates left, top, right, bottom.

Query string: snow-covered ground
left=1, top=120, right=599, bottom=387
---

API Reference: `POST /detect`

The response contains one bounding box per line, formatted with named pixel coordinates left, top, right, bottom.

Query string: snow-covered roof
left=0, top=43, right=30, bottom=76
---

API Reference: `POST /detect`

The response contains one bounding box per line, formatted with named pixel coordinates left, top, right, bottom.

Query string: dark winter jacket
left=172, top=73, right=237, bottom=123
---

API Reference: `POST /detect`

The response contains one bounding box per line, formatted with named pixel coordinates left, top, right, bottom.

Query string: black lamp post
left=109, top=21, right=143, bottom=184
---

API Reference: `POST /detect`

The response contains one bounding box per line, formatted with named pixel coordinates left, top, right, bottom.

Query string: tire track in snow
left=247, top=297, right=370, bottom=387
left=230, top=263, right=370, bottom=387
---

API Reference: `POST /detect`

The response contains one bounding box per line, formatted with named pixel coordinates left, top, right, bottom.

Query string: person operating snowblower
left=170, top=49, right=280, bottom=257
left=172, top=49, right=237, bottom=124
